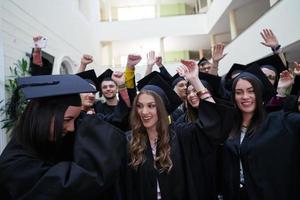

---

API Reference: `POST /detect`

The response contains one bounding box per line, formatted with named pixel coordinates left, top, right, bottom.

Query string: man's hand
left=81, top=54, right=93, bottom=66
left=111, top=71, right=125, bottom=86
left=127, top=54, right=142, bottom=69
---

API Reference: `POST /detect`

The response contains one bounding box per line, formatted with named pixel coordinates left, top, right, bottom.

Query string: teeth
left=242, top=102, right=252, bottom=106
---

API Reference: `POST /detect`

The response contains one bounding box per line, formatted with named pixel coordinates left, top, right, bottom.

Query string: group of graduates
left=0, top=29, right=299, bottom=200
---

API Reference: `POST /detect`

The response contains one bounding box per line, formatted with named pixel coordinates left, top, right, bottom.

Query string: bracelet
left=201, top=95, right=212, bottom=100
left=118, top=83, right=126, bottom=89
left=196, top=88, right=208, bottom=98
left=272, top=44, right=281, bottom=52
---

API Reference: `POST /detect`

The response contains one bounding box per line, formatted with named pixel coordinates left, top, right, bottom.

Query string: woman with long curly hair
left=124, top=60, right=235, bottom=200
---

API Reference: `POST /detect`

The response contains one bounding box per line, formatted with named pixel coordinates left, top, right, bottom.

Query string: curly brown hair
left=129, top=90, right=173, bottom=173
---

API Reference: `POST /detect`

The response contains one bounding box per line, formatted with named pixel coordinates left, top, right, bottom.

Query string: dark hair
left=229, top=75, right=266, bottom=138
left=186, top=80, right=213, bottom=123
left=12, top=96, right=72, bottom=160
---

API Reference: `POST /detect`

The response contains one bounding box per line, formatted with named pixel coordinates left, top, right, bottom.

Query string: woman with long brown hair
left=124, top=60, right=235, bottom=200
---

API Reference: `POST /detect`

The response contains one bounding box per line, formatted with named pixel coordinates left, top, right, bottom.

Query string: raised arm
left=260, top=28, right=287, bottom=67
left=211, top=43, right=227, bottom=76
left=77, top=54, right=93, bottom=73
left=178, top=59, right=215, bottom=103
left=144, top=51, right=156, bottom=76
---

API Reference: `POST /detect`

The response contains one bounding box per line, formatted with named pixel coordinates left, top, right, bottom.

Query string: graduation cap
left=97, top=69, right=114, bottom=95
left=197, top=57, right=210, bottom=66
left=225, top=63, right=247, bottom=80
left=76, top=69, right=100, bottom=91
left=169, top=73, right=185, bottom=88
left=241, top=64, right=277, bottom=102
left=16, top=74, right=96, bottom=100
left=198, top=72, right=222, bottom=98
left=137, top=71, right=182, bottom=114
left=8, top=75, right=96, bottom=122
left=247, top=54, right=286, bottom=76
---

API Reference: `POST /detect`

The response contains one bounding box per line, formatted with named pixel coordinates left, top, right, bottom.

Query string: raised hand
left=127, top=54, right=142, bottom=68
left=179, top=59, right=199, bottom=81
left=147, top=51, right=156, bottom=67
left=212, top=43, right=227, bottom=63
left=81, top=54, right=93, bottom=66
left=294, top=61, right=300, bottom=76
left=260, top=29, right=279, bottom=49
left=33, top=35, right=43, bottom=43
left=111, top=71, right=125, bottom=86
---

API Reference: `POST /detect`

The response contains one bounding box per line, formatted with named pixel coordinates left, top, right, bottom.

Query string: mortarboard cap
left=16, top=74, right=96, bottom=100
left=241, top=64, right=276, bottom=102
left=76, top=69, right=100, bottom=91
left=97, top=68, right=114, bottom=96
left=169, top=73, right=185, bottom=88
left=247, top=54, right=286, bottom=75
left=225, top=63, right=247, bottom=80
left=199, top=72, right=222, bottom=98
left=197, top=57, right=210, bottom=66
left=137, top=71, right=182, bottom=114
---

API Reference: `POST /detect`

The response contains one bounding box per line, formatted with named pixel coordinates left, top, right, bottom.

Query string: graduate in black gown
left=124, top=59, right=235, bottom=200
left=0, top=75, right=126, bottom=200
left=220, top=71, right=300, bottom=200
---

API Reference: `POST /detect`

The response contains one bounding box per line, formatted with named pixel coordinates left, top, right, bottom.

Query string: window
left=117, top=5, right=155, bottom=21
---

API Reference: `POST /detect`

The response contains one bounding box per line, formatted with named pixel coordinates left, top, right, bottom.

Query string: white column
left=207, top=0, right=212, bottom=7
left=229, top=9, right=238, bottom=40
left=210, top=34, right=216, bottom=46
left=160, top=37, right=165, bottom=62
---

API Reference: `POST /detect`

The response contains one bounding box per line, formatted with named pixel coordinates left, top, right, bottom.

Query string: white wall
left=1, top=0, right=102, bottom=75
left=97, top=14, right=208, bottom=41
left=219, top=0, right=300, bottom=75
left=0, top=5, right=8, bottom=153
left=0, top=0, right=103, bottom=149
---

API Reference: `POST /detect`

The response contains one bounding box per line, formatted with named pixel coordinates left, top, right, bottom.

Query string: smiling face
left=136, top=93, right=158, bottom=131
left=187, top=84, right=200, bottom=108
left=234, top=79, right=256, bottom=115
left=101, top=80, right=117, bottom=99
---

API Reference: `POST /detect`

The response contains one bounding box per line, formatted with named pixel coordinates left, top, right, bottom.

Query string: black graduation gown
left=94, top=101, right=116, bottom=115
left=221, top=110, right=300, bottom=200
left=124, top=130, right=186, bottom=200
left=0, top=115, right=126, bottom=200
left=174, top=100, right=235, bottom=200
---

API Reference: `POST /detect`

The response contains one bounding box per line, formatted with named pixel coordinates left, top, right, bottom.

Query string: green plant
left=0, top=58, right=30, bottom=132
